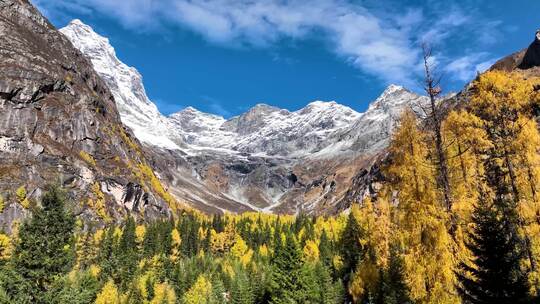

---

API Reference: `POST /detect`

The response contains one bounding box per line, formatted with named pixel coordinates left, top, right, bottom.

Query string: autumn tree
left=468, top=71, right=540, bottom=289
left=387, top=109, right=459, bottom=303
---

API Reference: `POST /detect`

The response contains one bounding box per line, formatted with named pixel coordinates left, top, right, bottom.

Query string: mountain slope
left=0, top=0, right=179, bottom=231
left=59, top=19, right=428, bottom=214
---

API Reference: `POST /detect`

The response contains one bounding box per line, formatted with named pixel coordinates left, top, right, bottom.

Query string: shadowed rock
left=519, top=30, right=540, bottom=69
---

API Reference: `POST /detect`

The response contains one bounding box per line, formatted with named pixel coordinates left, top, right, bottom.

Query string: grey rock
left=0, top=0, right=173, bottom=228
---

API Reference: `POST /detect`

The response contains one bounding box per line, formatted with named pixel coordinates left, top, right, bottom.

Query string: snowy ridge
left=167, top=100, right=362, bottom=157
left=61, top=19, right=429, bottom=213
left=61, top=19, right=425, bottom=159
left=60, top=20, right=181, bottom=150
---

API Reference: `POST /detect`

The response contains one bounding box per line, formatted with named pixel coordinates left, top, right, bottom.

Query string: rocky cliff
left=0, top=0, right=180, bottom=231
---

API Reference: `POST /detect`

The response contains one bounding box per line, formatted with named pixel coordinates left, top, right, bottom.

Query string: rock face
left=0, top=0, right=175, bottom=231
left=519, top=30, right=540, bottom=69
left=491, top=30, right=540, bottom=73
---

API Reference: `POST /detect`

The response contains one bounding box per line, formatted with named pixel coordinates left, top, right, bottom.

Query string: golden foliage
left=135, top=225, right=146, bottom=244
left=0, top=194, right=4, bottom=213
left=79, top=150, right=97, bottom=167
left=16, top=186, right=30, bottom=209
left=302, top=239, right=320, bottom=263
left=95, top=280, right=121, bottom=304
left=88, top=182, right=110, bottom=222
left=171, top=228, right=182, bottom=262
left=387, top=109, right=459, bottom=303
left=0, top=234, right=11, bottom=261
left=150, top=282, right=176, bottom=304
left=183, top=275, right=213, bottom=304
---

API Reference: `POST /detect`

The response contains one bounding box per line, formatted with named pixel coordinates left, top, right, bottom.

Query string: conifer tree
left=270, top=233, right=305, bottom=303
left=98, top=226, right=118, bottom=282
left=388, top=110, right=459, bottom=303
left=11, top=186, right=75, bottom=302
left=319, top=229, right=332, bottom=268
left=314, top=262, right=342, bottom=304
left=469, top=70, right=540, bottom=288
left=117, top=216, right=138, bottom=290
left=421, top=44, right=452, bottom=211
left=381, top=246, right=411, bottom=304
left=339, top=206, right=363, bottom=285
left=230, top=268, right=254, bottom=304
left=458, top=199, right=531, bottom=303
left=210, top=277, right=226, bottom=304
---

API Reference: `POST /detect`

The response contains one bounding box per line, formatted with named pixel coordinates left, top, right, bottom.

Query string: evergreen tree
left=340, top=207, right=363, bottom=285
left=319, top=229, right=332, bottom=268
left=98, top=226, right=118, bottom=282
left=381, top=247, right=411, bottom=304
left=458, top=199, right=531, bottom=304
left=11, top=186, right=75, bottom=302
left=230, top=268, right=254, bottom=304
left=314, top=262, right=341, bottom=304
left=117, top=216, right=138, bottom=290
left=210, top=277, right=226, bottom=304
left=270, top=233, right=305, bottom=303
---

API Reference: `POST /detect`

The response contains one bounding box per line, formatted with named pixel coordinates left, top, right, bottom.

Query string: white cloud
left=445, top=53, right=495, bottom=82
left=33, top=0, right=501, bottom=87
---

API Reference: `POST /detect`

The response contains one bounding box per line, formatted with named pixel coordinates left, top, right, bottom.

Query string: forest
left=0, top=70, right=539, bottom=303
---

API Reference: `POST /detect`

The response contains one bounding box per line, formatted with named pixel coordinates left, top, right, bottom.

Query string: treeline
left=0, top=70, right=539, bottom=303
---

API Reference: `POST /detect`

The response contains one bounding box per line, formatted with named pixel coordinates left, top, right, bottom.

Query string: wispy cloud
left=445, top=53, right=496, bottom=82
left=33, top=0, right=502, bottom=87
left=200, top=95, right=232, bottom=117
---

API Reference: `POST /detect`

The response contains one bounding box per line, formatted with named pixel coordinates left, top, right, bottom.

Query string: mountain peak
left=249, top=103, right=281, bottom=112
left=60, top=20, right=180, bottom=150
left=306, top=100, right=337, bottom=108
left=63, top=19, right=105, bottom=41
left=68, top=18, right=85, bottom=26
left=382, top=84, right=406, bottom=94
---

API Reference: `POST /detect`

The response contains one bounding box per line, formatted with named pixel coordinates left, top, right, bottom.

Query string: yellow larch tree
left=150, top=282, right=176, bottom=304
left=95, top=279, right=121, bottom=304
left=469, top=70, right=540, bottom=293
left=183, top=275, right=213, bottom=304
left=387, top=109, right=459, bottom=303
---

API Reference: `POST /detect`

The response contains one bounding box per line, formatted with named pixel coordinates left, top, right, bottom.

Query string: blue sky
left=33, top=0, right=539, bottom=117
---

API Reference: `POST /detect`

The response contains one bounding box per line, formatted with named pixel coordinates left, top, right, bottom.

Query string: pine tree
left=381, top=246, right=411, bottom=304
left=339, top=206, right=363, bottom=285
left=11, top=186, right=75, bottom=302
left=117, top=216, right=138, bottom=290
left=210, top=277, right=226, bottom=304
left=319, top=229, right=332, bottom=268
left=270, top=233, right=305, bottom=303
left=458, top=198, right=531, bottom=303
left=98, top=227, right=118, bottom=282
left=314, top=262, right=341, bottom=304
left=230, top=268, right=254, bottom=304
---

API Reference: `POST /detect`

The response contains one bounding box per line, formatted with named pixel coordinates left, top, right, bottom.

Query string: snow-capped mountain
left=60, top=19, right=426, bottom=214
left=60, top=20, right=181, bottom=150
left=330, top=84, right=428, bottom=155
left=167, top=101, right=361, bottom=157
